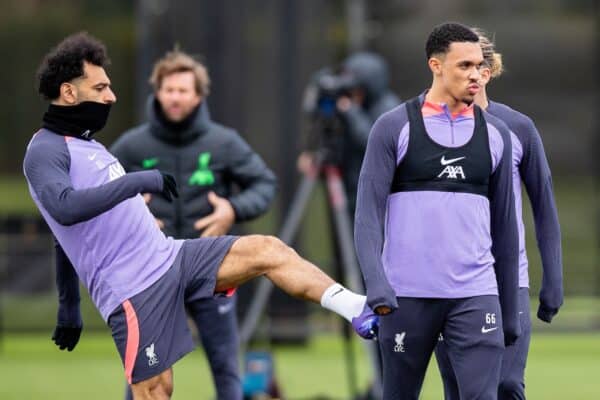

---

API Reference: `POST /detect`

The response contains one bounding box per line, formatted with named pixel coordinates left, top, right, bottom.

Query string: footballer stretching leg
left=26, top=33, right=377, bottom=400
left=124, top=235, right=376, bottom=399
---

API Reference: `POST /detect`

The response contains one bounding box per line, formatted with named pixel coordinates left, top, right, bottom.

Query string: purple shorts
left=108, top=235, right=238, bottom=384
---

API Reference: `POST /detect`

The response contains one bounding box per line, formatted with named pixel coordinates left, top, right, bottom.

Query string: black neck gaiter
left=42, top=101, right=112, bottom=140
left=154, top=99, right=200, bottom=133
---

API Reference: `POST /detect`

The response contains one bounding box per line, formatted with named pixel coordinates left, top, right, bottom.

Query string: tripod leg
left=324, top=166, right=383, bottom=399
left=239, top=171, right=319, bottom=346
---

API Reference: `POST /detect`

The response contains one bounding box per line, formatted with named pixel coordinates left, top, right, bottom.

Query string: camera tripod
left=239, top=148, right=383, bottom=399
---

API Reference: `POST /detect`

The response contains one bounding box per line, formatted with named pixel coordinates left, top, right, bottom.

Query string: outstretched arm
left=24, top=138, right=172, bottom=226
left=37, top=171, right=164, bottom=226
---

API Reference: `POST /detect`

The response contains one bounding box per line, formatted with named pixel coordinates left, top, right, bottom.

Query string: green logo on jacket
left=141, top=157, right=159, bottom=169
left=189, top=152, right=215, bottom=186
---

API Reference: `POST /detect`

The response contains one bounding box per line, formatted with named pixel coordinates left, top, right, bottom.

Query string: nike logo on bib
left=440, top=155, right=466, bottom=165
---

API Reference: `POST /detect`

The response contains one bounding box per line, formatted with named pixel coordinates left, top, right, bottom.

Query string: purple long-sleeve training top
left=354, top=97, right=519, bottom=335
left=23, top=129, right=183, bottom=320
left=488, top=101, right=563, bottom=319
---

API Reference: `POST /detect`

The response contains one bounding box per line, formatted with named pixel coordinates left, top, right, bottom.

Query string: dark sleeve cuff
left=366, top=291, right=399, bottom=313
left=537, top=303, right=559, bottom=323
left=57, top=302, right=82, bottom=327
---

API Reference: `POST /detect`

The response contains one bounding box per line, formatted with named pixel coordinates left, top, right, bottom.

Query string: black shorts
left=379, top=296, right=504, bottom=399
left=108, top=236, right=238, bottom=384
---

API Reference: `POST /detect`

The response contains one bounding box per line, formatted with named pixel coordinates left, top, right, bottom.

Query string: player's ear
left=428, top=56, right=443, bottom=75
left=479, top=67, right=491, bottom=85
left=59, top=82, right=78, bottom=105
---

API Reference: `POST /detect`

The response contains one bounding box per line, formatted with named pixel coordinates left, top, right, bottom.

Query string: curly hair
left=425, top=22, right=479, bottom=59
left=149, top=50, right=210, bottom=96
left=471, top=27, right=504, bottom=79
left=37, top=32, right=110, bottom=100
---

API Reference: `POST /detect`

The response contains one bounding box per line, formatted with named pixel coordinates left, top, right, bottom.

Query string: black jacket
left=339, top=91, right=400, bottom=213
left=339, top=52, right=401, bottom=212
left=110, top=98, right=277, bottom=238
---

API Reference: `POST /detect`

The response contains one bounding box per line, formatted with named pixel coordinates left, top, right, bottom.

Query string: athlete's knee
left=163, top=382, right=174, bottom=398
left=131, top=370, right=173, bottom=400
left=251, top=235, right=296, bottom=268
left=154, top=376, right=173, bottom=399
left=498, top=378, right=524, bottom=399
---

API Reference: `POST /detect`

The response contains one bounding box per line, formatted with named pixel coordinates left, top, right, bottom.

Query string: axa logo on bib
left=437, top=155, right=466, bottom=179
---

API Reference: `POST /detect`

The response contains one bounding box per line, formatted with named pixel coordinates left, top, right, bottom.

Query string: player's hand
left=336, top=96, right=353, bottom=113
left=374, top=306, right=392, bottom=315
left=142, top=194, right=165, bottom=229
left=194, top=192, right=236, bottom=237
left=366, top=284, right=398, bottom=315
left=297, top=152, right=318, bottom=176
left=504, top=330, right=519, bottom=347
left=503, top=317, right=521, bottom=346
left=337, top=89, right=365, bottom=112
left=54, top=303, right=82, bottom=351
left=52, top=324, right=82, bottom=351
left=159, top=172, right=179, bottom=202
left=537, top=303, right=559, bottom=323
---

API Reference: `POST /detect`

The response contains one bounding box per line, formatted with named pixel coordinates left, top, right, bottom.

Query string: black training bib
left=391, top=97, right=492, bottom=197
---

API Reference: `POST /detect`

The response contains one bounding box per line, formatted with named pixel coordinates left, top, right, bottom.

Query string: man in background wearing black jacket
left=111, top=50, right=277, bottom=400
left=298, top=52, right=401, bottom=214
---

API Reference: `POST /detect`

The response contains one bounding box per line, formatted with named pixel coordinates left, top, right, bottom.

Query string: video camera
left=302, top=68, right=359, bottom=120
left=301, top=68, right=360, bottom=163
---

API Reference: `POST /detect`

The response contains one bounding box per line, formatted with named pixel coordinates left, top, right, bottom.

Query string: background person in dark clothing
left=111, top=50, right=277, bottom=400
left=296, top=52, right=401, bottom=397
left=298, top=51, right=400, bottom=213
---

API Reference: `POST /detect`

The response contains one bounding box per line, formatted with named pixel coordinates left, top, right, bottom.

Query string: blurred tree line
left=0, top=0, right=136, bottom=172
left=0, top=1, right=596, bottom=176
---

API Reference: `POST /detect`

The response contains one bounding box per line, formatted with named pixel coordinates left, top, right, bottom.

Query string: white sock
left=320, top=283, right=366, bottom=322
